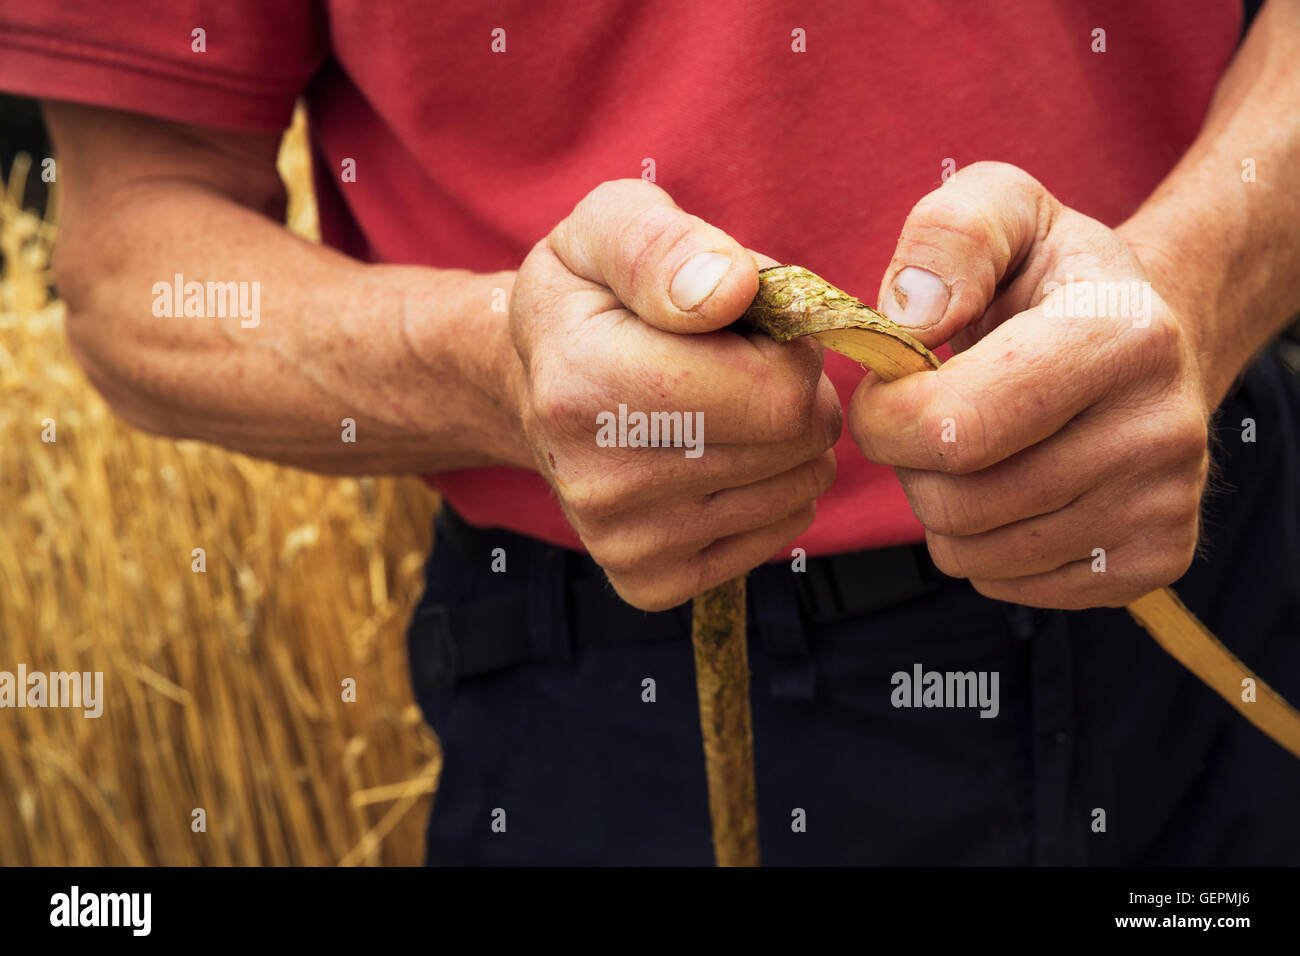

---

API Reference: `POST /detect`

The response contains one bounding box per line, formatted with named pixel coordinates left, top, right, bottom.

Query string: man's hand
left=849, top=162, right=1212, bottom=610
left=510, top=179, right=840, bottom=611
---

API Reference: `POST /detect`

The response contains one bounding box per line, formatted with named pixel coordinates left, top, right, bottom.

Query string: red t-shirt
left=0, top=0, right=1241, bottom=555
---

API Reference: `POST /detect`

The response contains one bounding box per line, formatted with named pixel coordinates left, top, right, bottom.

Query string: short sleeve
left=0, top=0, right=327, bottom=131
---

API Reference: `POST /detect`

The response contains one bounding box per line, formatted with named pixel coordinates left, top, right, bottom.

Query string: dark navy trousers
left=407, top=352, right=1300, bottom=865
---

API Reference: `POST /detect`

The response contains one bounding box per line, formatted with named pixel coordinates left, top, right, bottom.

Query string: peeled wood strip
left=1127, top=588, right=1300, bottom=760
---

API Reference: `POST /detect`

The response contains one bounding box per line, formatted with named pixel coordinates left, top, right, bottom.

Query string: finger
left=849, top=300, right=1143, bottom=474
left=548, top=178, right=759, bottom=334
left=518, top=244, right=837, bottom=443
left=969, top=534, right=1197, bottom=610
left=609, top=504, right=816, bottom=611
left=922, top=481, right=1131, bottom=581
left=589, top=451, right=836, bottom=573
left=896, top=404, right=1185, bottom=536
left=924, top=450, right=1203, bottom=582
left=692, top=502, right=817, bottom=592
left=552, top=410, right=841, bottom=518
left=969, top=558, right=1124, bottom=609
left=875, top=161, right=1061, bottom=347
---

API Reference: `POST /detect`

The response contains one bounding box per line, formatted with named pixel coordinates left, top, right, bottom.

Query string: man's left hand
left=849, top=161, right=1214, bottom=609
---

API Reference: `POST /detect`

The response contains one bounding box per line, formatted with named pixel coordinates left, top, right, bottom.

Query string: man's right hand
left=509, top=179, right=841, bottom=611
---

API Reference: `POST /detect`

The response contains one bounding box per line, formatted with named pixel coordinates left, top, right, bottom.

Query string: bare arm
left=46, top=101, right=531, bottom=475
left=1118, top=0, right=1300, bottom=406
left=46, top=104, right=842, bottom=608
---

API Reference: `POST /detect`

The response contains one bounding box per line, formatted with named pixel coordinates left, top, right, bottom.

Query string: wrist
left=382, top=265, right=535, bottom=470
left=1116, top=221, right=1247, bottom=410
left=444, top=269, right=535, bottom=470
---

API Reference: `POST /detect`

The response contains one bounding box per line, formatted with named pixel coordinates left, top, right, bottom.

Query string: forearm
left=54, top=167, right=530, bottom=475
left=1118, top=0, right=1300, bottom=406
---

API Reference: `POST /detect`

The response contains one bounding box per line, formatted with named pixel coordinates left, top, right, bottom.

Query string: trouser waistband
left=408, top=503, right=944, bottom=691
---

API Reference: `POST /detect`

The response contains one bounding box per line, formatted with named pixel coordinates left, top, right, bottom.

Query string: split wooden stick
left=689, top=264, right=1300, bottom=868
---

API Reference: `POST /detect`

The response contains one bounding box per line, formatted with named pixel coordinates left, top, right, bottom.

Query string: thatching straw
left=0, top=105, right=442, bottom=865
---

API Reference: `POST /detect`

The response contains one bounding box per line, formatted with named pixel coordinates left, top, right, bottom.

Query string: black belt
left=410, top=504, right=944, bottom=689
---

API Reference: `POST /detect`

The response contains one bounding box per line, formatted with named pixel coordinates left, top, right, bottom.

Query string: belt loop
left=527, top=538, right=573, bottom=666
left=750, top=563, right=816, bottom=701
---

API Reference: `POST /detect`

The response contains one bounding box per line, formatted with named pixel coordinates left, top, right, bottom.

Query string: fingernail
left=670, top=252, right=732, bottom=311
left=881, top=267, right=949, bottom=329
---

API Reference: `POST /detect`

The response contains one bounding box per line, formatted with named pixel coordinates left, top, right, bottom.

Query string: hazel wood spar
left=690, top=264, right=1300, bottom=868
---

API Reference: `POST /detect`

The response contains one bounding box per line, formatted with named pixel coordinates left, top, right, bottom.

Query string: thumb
left=876, top=161, right=1061, bottom=348
left=548, top=178, right=758, bottom=334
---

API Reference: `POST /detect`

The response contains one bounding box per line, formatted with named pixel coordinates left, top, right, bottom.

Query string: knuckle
left=587, top=537, right=639, bottom=576
left=808, top=451, right=838, bottom=496
left=902, top=181, right=1008, bottom=261
left=1169, top=410, right=1209, bottom=462
left=694, top=512, right=803, bottom=591
left=1159, top=472, right=1206, bottom=527
left=958, top=162, right=1052, bottom=217
left=512, top=238, right=549, bottom=294
left=793, top=501, right=818, bottom=534
left=564, top=474, right=628, bottom=525
left=588, top=519, right=689, bottom=577
left=606, top=558, right=697, bottom=612
left=634, top=591, right=689, bottom=613
left=969, top=576, right=1036, bottom=606
left=530, top=366, right=594, bottom=438
left=618, top=204, right=695, bottom=297
left=1161, top=521, right=1200, bottom=580
left=521, top=234, right=551, bottom=266
left=758, top=371, right=820, bottom=443
left=509, top=243, right=559, bottom=338
left=605, top=572, right=685, bottom=613
left=690, top=492, right=748, bottom=542
left=576, top=178, right=659, bottom=221
left=910, top=500, right=947, bottom=535
left=923, top=194, right=996, bottom=246
left=910, top=488, right=967, bottom=537
left=778, top=454, right=838, bottom=511
left=686, top=546, right=728, bottom=598
left=960, top=159, right=1035, bottom=185
left=846, top=391, right=880, bottom=455
left=925, top=535, right=968, bottom=579
left=580, top=179, right=624, bottom=209
left=532, top=388, right=588, bottom=437
left=1124, top=537, right=1198, bottom=603
left=1166, top=548, right=1197, bottom=586
left=1123, top=307, right=1191, bottom=386
left=1142, top=307, right=1187, bottom=361
left=812, top=392, right=844, bottom=451
left=1143, top=403, right=1209, bottom=471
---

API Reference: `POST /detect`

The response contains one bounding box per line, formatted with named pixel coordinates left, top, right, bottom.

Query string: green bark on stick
left=742, top=265, right=939, bottom=378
